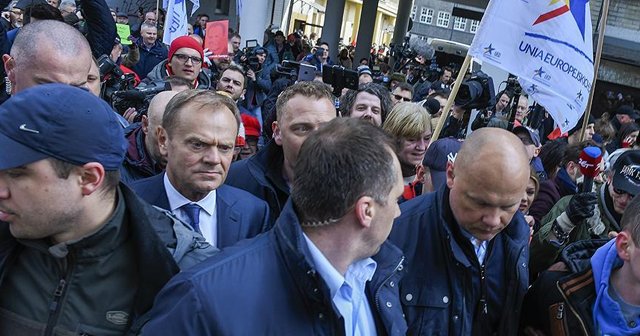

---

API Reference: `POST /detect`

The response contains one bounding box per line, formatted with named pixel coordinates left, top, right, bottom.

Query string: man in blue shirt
left=141, top=118, right=408, bottom=335
left=390, top=127, right=531, bottom=335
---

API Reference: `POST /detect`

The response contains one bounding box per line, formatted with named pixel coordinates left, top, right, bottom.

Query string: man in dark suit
left=131, top=90, right=270, bottom=248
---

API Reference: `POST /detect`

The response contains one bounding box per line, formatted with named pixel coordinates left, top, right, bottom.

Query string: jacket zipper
left=375, top=256, right=405, bottom=311
left=44, top=252, right=75, bottom=336
left=556, top=280, right=589, bottom=335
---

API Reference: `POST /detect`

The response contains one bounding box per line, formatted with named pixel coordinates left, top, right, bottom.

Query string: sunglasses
left=393, top=94, right=411, bottom=102
left=173, top=54, right=203, bottom=65
left=613, top=187, right=635, bottom=197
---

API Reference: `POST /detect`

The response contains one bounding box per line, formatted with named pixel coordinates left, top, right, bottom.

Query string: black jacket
left=81, top=0, right=117, bottom=59
left=521, top=239, right=608, bottom=336
left=0, top=184, right=217, bottom=335
left=226, top=140, right=288, bottom=222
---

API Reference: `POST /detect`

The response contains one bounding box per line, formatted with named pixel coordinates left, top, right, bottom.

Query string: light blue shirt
left=460, top=227, right=489, bottom=264
left=303, top=233, right=378, bottom=336
left=163, top=173, right=218, bottom=246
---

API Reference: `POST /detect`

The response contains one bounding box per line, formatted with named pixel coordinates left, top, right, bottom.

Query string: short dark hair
left=218, top=64, right=247, bottom=89
left=539, top=140, right=567, bottom=180
left=562, top=140, right=591, bottom=167
left=229, top=33, right=241, bottom=41
left=621, top=195, right=640, bottom=246
left=340, top=82, right=392, bottom=123
left=292, top=118, right=399, bottom=226
left=394, top=82, right=414, bottom=95
left=48, top=158, right=119, bottom=196
left=162, top=89, right=240, bottom=136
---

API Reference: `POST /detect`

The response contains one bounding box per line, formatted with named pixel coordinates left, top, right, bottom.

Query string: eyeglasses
left=173, top=54, right=203, bottom=65
left=393, top=94, right=411, bottom=102
left=613, top=187, right=635, bottom=197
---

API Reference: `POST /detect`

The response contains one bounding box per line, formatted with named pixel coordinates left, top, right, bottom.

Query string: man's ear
left=272, top=121, right=282, bottom=145
left=354, top=196, right=375, bottom=229
left=78, top=162, right=106, bottom=196
left=3, top=54, right=15, bottom=91
left=158, top=127, right=169, bottom=156
left=141, top=115, right=150, bottom=134
left=445, top=161, right=455, bottom=189
left=616, top=231, right=634, bottom=262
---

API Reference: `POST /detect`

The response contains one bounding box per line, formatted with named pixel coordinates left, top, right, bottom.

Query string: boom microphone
left=578, top=146, right=603, bottom=192
left=409, top=36, right=435, bottom=60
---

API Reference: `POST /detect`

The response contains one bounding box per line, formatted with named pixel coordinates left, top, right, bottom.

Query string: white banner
left=162, top=0, right=200, bottom=45
left=468, top=0, right=594, bottom=132
left=163, top=0, right=188, bottom=45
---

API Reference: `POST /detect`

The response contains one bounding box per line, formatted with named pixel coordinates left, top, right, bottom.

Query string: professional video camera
left=322, top=65, right=359, bottom=96
left=239, top=39, right=262, bottom=72
left=110, top=81, right=171, bottom=121
left=389, top=36, right=435, bottom=77
left=97, top=54, right=136, bottom=104
left=454, top=71, right=496, bottom=110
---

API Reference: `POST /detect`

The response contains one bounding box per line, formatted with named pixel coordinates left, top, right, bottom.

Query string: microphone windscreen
left=578, top=146, right=603, bottom=178
left=409, top=36, right=435, bottom=60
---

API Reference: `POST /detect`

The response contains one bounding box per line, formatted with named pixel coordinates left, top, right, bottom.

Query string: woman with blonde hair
left=382, top=102, right=432, bottom=202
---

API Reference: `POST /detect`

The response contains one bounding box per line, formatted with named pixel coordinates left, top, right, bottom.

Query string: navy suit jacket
left=130, top=173, right=271, bottom=249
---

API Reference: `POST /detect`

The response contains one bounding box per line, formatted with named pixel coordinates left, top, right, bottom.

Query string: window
left=470, top=20, right=480, bottom=33
left=436, top=11, right=450, bottom=28
left=410, top=5, right=416, bottom=20
left=453, top=17, right=467, bottom=31
left=420, top=8, right=434, bottom=24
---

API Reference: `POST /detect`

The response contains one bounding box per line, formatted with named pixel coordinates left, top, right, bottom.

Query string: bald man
left=3, top=20, right=93, bottom=95
left=390, top=127, right=531, bottom=335
left=120, top=91, right=179, bottom=183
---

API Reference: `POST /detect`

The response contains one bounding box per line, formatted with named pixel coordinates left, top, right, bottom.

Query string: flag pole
left=579, top=0, right=610, bottom=142
left=430, top=54, right=472, bottom=143
left=156, top=0, right=160, bottom=27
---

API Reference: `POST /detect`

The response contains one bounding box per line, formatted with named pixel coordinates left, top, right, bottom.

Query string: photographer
left=303, top=41, right=332, bottom=72
left=243, top=47, right=271, bottom=129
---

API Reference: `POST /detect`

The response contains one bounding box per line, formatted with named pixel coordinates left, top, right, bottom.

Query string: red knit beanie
left=168, top=36, right=204, bottom=62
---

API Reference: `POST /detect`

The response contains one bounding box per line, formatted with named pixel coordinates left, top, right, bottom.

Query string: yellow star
left=549, top=0, right=570, bottom=6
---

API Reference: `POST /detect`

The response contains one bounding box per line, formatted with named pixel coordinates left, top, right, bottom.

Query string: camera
left=240, top=39, right=262, bottom=72
left=272, top=60, right=316, bottom=83
left=110, top=81, right=171, bottom=121
left=322, top=65, right=359, bottom=96
left=455, top=71, right=496, bottom=110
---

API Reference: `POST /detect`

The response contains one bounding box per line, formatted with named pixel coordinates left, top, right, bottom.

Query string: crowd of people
left=1, top=0, right=640, bottom=335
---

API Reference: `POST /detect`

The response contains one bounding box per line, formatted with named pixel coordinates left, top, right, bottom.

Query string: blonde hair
left=382, top=102, right=432, bottom=139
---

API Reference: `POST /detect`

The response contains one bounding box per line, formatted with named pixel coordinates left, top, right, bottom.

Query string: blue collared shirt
left=303, top=233, right=378, bottom=336
left=163, top=173, right=218, bottom=246
left=460, top=227, right=489, bottom=264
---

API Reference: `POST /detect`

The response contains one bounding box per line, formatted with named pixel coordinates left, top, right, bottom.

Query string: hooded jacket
left=522, top=239, right=640, bottom=335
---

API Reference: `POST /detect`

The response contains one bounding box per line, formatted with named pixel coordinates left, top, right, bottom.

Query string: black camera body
left=455, top=71, right=496, bottom=110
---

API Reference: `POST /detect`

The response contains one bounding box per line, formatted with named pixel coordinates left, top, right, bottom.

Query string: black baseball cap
left=612, top=149, right=640, bottom=196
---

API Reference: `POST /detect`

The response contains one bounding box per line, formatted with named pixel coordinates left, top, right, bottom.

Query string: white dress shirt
left=163, top=173, right=218, bottom=246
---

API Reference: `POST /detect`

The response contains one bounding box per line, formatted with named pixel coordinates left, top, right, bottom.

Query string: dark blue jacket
left=133, top=41, right=168, bottom=80
left=389, top=186, right=529, bottom=335
left=130, top=173, right=271, bottom=249
left=141, top=201, right=408, bottom=335
left=226, top=141, right=288, bottom=222
left=82, top=0, right=117, bottom=59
